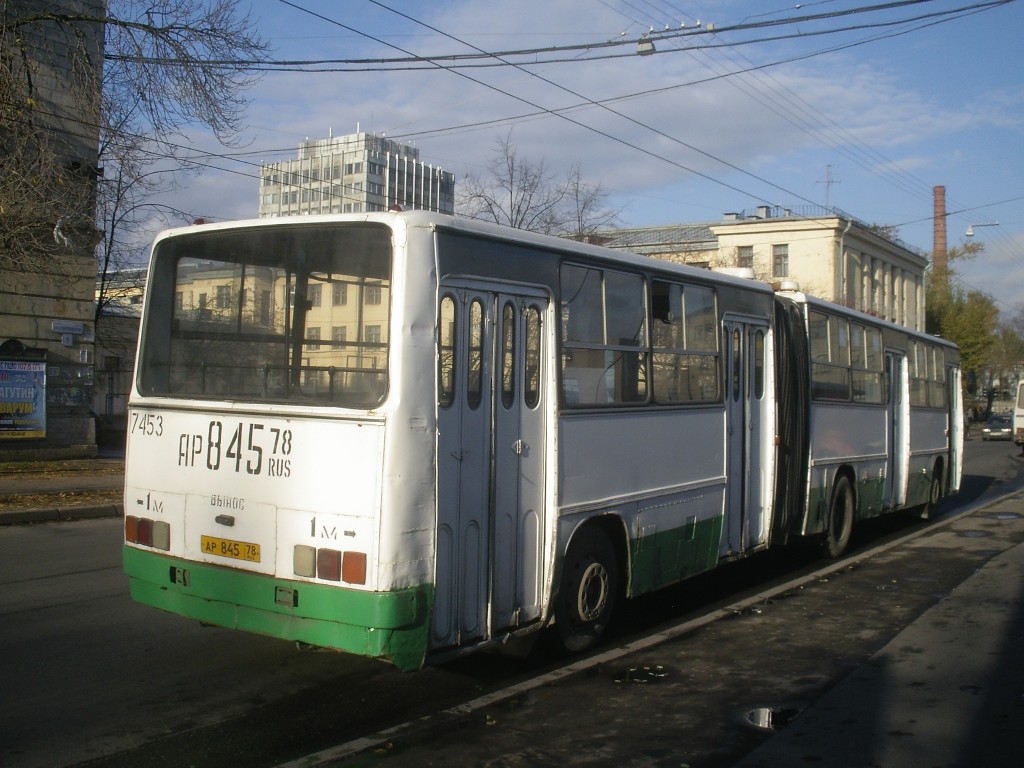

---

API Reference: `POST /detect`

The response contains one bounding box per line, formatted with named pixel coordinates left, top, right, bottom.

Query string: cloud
left=137, top=0, right=1022, bottom=309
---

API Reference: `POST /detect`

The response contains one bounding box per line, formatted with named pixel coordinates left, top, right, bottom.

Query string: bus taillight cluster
left=125, top=515, right=170, bottom=551
left=293, top=545, right=366, bottom=585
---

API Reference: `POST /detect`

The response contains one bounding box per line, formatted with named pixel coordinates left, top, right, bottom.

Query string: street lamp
left=965, top=222, right=998, bottom=237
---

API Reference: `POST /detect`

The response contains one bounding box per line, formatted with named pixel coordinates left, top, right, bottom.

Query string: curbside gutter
left=0, top=503, right=123, bottom=526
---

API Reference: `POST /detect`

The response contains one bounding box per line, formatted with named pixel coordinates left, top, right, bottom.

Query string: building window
left=737, top=245, right=753, bottom=269
left=772, top=244, right=789, bottom=277
left=333, top=283, right=347, bottom=305
left=257, top=290, right=271, bottom=325
left=306, top=327, right=320, bottom=351
left=365, top=284, right=382, bottom=305
left=307, top=283, right=322, bottom=307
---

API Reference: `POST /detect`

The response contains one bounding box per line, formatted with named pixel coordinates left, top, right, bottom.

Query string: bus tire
left=555, top=526, right=618, bottom=653
left=922, top=468, right=943, bottom=520
left=822, top=475, right=854, bottom=559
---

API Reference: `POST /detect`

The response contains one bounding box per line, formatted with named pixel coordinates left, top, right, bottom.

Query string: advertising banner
left=0, top=359, right=47, bottom=439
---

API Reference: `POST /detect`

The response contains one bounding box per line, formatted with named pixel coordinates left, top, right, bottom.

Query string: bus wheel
left=555, top=527, right=618, bottom=653
left=823, top=476, right=854, bottom=559
left=922, top=469, right=943, bottom=520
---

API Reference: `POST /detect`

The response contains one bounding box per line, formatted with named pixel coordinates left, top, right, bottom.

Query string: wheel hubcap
left=577, top=561, right=609, bottom=621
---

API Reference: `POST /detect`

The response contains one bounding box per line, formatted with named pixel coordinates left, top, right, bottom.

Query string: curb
left=0, top=503, right=124, bottom=526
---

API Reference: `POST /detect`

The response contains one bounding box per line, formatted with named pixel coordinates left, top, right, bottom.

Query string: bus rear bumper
left=123, top=545, right=432, bottom=670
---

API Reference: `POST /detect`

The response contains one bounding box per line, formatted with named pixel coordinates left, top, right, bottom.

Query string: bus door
left=722, top=317, right=770, bottom=556
left=434, top=284, right=548, bottom=649
left=946, top=364, right=963, bottom=494
left=884, top=351, right=909, bottom=508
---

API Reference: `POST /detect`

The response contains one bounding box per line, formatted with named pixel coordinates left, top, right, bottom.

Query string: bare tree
left=562, top=162, right=621, bottom=241
left=1, top=0, right=102, bottom=275
left=458, top=132, right=618, bottom=237
left=2, top=1, right=268, bottom=281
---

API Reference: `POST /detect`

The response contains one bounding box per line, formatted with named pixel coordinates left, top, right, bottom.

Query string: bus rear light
left=137, top=518, right=153, bottom=546
left=293, top=545, right=366, bottom=584
left=152, top=521, right=170, bottom=550
left=317, top=549, right=342, bottom=581
left=342, top=551, right=367, bottom=585
left=125, top=515, right=170, bottom=551
left=293, top=545, right=316, bottom=577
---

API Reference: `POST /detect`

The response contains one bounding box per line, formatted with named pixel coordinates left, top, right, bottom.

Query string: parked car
left=982, top=413, right=1013, bottom=441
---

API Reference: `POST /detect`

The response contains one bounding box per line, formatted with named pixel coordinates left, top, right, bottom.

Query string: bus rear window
left=138, top=223, right=392, bottom=407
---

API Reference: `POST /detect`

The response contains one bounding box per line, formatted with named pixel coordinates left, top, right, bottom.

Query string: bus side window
left=501, top=301, right=516, bottom=409
left=524, top=305, right=541, bottom=409
left=438, top=295, right=456, bottom=408
left=560, top=263, right=646, bottom=406
left=753, top=329, right=764, bottom=400
left=467, top=299, right=484, bottom=410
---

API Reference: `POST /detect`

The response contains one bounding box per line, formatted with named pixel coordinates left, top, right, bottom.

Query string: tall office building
left=259, top=131, right=455, bottom=217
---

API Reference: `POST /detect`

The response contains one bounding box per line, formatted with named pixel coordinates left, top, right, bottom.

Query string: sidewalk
left=734, top=532, right=1024, bottom=768
left=0, top=454, right=124, bottom=525
left=305, top=491, right=1024, bottom=768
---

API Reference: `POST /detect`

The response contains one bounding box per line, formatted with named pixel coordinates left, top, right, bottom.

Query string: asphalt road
left=1, top=436, right=1020, bottom=768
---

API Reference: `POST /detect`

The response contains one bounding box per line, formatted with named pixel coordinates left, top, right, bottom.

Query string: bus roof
left=152, top=211, right=778, bottom=297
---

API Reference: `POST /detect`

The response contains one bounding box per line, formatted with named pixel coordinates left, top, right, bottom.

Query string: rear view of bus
left=122, top=217, right=435, bottom=670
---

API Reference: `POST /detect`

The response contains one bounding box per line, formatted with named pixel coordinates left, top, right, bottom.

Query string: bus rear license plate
left=201, top=535, right=261, bottom=563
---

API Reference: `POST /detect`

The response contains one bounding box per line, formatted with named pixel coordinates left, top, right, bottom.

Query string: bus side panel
left=807, top=402, right=887, bottom=528
left=558, top=408, right=726, bottom=596
left=631, top=491, right=725, bottom=594
left=907, top=408, right=949, bottom=506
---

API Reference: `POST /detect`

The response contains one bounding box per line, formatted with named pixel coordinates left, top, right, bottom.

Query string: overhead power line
left=100, top=0, right=1016, bottom=72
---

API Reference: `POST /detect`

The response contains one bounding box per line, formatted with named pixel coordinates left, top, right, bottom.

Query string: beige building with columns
left=597, top=205, right=928, bottom=331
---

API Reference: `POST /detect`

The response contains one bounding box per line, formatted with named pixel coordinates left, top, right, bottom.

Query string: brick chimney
left=933, top=185, right=947, bottom=273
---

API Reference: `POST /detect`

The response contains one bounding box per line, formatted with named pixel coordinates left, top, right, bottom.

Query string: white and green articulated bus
left=122, top=212, right=962, bottom=669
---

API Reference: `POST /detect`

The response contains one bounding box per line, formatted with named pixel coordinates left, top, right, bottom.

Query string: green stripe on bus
left=628, top=515, right=724, bottom=595
left=123, top=546, right=432, bottom=671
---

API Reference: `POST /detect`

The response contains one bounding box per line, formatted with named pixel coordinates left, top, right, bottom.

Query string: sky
left=158, top=0, right=1024, bottom=316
